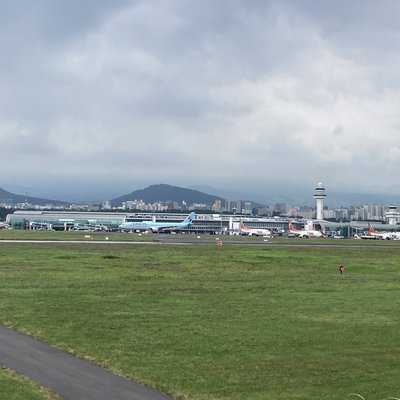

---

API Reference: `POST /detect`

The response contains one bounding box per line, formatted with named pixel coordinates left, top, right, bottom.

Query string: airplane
left=239, top=221, right=272, bottom=237
left=288, top=219, right=325, bottom=238
left=0, top=222, right=10, bottom=229
left=71, top=224, right=108, bottom=232
left=367, top=223, right=400, bottom=240
left=119, top=212, right=196, bottom=233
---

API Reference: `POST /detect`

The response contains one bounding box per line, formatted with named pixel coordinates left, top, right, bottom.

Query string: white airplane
left=0, top=222, right=10, bottom=229
left=367, top=223, right=400, bottom=240
left=119, top=212, right=195, bottom=233
left=239, top=221, right=272, bottom=237
left=288, top=219, right=324, bottom=238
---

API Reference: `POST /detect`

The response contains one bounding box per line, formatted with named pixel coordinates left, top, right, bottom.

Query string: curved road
left=0, top=324, right=171, bottom=400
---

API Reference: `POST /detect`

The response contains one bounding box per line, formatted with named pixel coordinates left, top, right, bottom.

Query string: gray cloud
left=1, top=0, right=400, bottom=201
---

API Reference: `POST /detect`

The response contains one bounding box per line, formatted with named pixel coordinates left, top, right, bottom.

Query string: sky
left=1, top=0, right=400, bottom=202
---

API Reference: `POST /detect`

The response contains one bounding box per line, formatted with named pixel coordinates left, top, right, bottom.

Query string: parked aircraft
left=71, top=224, right=108, bottom=232
left=288, top=219, right=324, bottom=238
left=119, top=212, right=196, bottom=233
left=0, top=222, right=10, bottom=229
left=367, top=223, right=400, bottom=240
left=239, top=221, right=272, bottom=237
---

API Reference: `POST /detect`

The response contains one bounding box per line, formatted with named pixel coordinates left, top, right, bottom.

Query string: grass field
left=0, top=240, right=399, bottom=399
left=0, top=366, right=60, bottom=400
left=0, top=228, right=156, bottom=241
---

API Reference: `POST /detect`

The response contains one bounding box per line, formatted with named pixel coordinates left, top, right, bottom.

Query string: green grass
left=0, top=228, right=156, bottom=241
left=0, top=367, right=61, bottom=400
left=0, top=243, right=399, bottom=399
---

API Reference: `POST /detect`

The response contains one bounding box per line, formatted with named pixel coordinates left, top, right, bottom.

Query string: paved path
left=0, top=324, right=171, bottom=400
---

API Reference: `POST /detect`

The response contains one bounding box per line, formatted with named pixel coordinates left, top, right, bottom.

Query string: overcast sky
left=1, top=0, right=400, bottom=202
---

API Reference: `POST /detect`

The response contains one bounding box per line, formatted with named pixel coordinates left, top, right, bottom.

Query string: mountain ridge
left=2, top=183, right=400, bottom=208
left=0, top=187, right=68, bottom=206
left=111, top=184, right=224, bottom=207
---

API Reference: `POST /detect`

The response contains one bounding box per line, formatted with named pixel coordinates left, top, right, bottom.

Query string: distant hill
left=0, top=187, right=68, bottom=206
left=111, top=184, right=225, bottom=207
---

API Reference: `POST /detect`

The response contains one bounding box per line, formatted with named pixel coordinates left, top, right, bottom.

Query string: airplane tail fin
left=183, top=212, right=196, bottom=224
left=288, top=219, right=295, bottom=231
left=368, top=223, right=377, bottom=233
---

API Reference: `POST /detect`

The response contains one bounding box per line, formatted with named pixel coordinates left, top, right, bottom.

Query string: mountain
left=0, top=187, right=68, bottom=206
left=111, top=184, right=225, bottom=207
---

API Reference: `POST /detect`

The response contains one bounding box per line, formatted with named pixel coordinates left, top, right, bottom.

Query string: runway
left=0, top=324, right=171, bottom=400
left=0, top=237, right=396, bottom=248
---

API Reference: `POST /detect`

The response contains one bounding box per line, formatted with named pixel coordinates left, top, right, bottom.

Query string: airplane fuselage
left=239, top=221, right=272, bottom=237
left=291, top=230, right=323, bottom=238
left=119, top=221, right=186, bottom=232
left=367, top=223, right=400, bottom=240
left=288, top=219, right=324, bottom=238
left=119, top=212, right=195, bottom=233
left=241, top=228, right=272, bottom=237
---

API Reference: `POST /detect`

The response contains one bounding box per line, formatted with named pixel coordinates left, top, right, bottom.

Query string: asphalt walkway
left=0, top=324, right=171, bottom=400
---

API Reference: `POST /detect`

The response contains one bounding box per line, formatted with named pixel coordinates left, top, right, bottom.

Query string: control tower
left=386, top=206, right=399, bottom=225
left=313, top=182, right=326, bottom=220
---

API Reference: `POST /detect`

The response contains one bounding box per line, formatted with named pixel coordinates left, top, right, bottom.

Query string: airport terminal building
left=6, top=209, right=399, bottom=237
left=6, top=210, right=290, bottom=234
